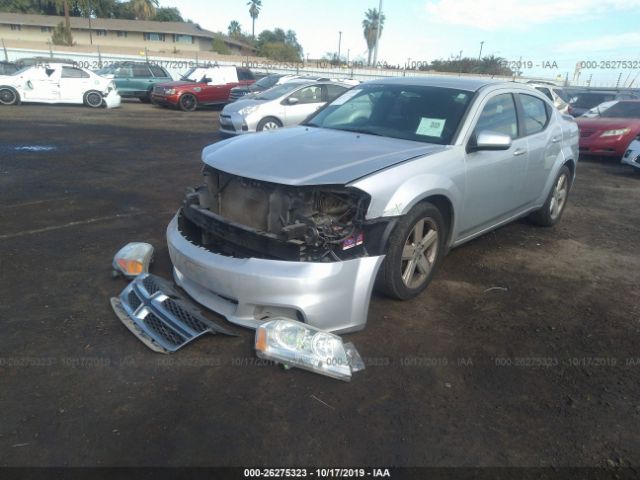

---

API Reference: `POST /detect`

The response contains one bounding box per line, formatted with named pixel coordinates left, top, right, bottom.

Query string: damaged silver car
left=166, top=77, right=579, bottom=333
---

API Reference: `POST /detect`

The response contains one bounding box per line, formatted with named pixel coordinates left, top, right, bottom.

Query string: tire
left=529, top=165, right=571, bottom=227
left=0, top=86, right=20, bottom=105
left=257, top=117, right=282, bottom=131
left=178, top=93, right=198, bottom=112
left=376, top=201, right=447, bottom=300
left=84, top=90, right=103, bottom=108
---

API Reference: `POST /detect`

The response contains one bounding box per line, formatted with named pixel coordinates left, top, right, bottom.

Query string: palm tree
left=247, top=0, right=262, bottom=38
left=130, top=0, right=158, bottom=20
left=228, top=20, right=242, bottom=38
left=362, top=8, right=385, bottom=66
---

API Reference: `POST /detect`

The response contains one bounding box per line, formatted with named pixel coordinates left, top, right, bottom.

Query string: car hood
left=222, top=98, right=267, bottom=113
left=202, top=127, right=448, bottom=185
left=576, top=117, right=640, bottom=130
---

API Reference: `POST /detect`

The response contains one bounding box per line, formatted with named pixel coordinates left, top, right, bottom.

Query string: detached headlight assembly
left=238, top=104, right=259, bottom=116
left=112, top=242, right=154, bottom=278
left=600, top=128, right=630, bottom=137
left=255, top=318, right=364, bottom=382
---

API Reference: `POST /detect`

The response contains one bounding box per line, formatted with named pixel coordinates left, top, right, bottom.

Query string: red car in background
left=152, top=66, right=255, bottom=112
left=576, top=100, right=640, bottom=157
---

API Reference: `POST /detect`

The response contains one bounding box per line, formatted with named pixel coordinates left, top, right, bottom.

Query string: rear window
left=149, top=65, right=168, bottom=77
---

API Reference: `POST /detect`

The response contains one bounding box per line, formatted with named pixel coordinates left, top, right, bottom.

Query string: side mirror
left=467, top=131, right=512, bottom=153
left=202, top=77, right=212, bottom=84
left=287, top=97, right=299, bottom=105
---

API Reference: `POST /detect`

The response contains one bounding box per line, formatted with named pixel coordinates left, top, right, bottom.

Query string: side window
left=149, top=65, right=168, bottom=78
left=474, top=94, right=518, bottom=139
left=325, top=85, right=348, bottom=102
left=519, top=94, right=549, bottom=135
left=131, top=65, right=152, bottom=78
left=61, top=66, right=89, bottom=78
left=114, top=66, right=132, bottom=78
left=291, top=85, right=323, bottom=104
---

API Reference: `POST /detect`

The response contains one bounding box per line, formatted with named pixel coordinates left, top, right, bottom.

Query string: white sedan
left=0, top=63, right=121, bottom=108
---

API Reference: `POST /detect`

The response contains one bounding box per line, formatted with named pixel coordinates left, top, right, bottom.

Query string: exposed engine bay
left=178, top=166, right=392, bottom=262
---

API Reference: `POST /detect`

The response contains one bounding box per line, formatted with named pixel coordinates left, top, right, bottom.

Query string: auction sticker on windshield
left=416, top=117, right=446, bottom=137
left=330, top=89, right=362, bottom=105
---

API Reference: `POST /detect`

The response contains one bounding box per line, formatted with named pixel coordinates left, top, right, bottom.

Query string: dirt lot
left=1, top=102, right=639, bottom=468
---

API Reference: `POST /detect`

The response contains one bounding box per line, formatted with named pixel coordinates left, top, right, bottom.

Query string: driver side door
left=283, top=85, right=325, bottom=126
left=460, top=92, right=528, bottom=237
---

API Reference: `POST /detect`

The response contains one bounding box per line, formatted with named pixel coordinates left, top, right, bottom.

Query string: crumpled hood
left=202, top=126, right=448, bottom=185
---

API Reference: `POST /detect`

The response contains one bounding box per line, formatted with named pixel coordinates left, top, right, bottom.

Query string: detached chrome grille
left=111, top=273, right=236, bottom=353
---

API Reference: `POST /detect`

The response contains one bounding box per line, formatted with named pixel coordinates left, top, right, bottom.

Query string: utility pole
left=87, top=0, right=93, bottom=46
left=372, top=0, right=383, bottom=67
left=337, top=31, right=342, bottom=63
left=478, top=41, right=484, bottom=61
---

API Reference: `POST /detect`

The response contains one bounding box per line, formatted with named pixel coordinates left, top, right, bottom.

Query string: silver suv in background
left=168, top=77, right=579, bottom=333
left=219, top=79, right=358, bottom=135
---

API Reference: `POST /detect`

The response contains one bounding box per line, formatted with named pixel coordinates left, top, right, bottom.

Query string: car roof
left=363, top=75, right=505, bottom=92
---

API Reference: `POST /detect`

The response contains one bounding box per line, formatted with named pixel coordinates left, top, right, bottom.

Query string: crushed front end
left=167, top=166, right=393, bottom=333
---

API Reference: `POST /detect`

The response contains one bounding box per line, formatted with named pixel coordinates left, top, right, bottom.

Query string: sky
left=161, top=0, right=640, bottom=86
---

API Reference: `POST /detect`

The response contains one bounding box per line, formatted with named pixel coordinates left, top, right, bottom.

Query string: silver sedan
left=218, top=80, right=356, bottom=135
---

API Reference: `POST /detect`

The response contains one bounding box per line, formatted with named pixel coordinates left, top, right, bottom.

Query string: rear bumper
left=104, top=90, right=121, bottom=109
left=166, top=213, right=384, bottom=333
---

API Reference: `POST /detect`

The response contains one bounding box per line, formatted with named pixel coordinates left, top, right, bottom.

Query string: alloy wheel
left=401, top=218, right=439, bottom=289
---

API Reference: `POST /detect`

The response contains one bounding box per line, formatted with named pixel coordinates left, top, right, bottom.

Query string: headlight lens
left=255, top=318, right=364, bottom=381
left=600, top=128, right=630, bottom=137
left=165, top=88, right=176, bottom=95
left=238, top=104, right=259, bottom=116
left=112, top=242, right=154, bottom=277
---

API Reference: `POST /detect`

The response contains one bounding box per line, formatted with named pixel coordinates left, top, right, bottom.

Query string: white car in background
left=0, top=63, right=120, bottom=108
left=622, top=137, right=640, bottom=170
left=580, top=100, right=618, bottom=118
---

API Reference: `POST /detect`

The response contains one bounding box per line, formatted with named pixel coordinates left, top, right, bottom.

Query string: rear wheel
left=257, top=117, right=282, bottom=131
left=529, top=165, right=571, bottom=227
left=376, top=202, right=447, bottom=300
left=0, top=87, right=20, bottom=105
left=178, top=93, right=197, bottom=112
left=84, top=90, right=103, bottom=108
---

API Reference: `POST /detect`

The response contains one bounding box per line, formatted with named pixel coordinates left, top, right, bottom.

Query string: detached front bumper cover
left=111, top=273, right=236, bottom=353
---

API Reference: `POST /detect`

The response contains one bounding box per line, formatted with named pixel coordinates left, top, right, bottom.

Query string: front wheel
left=84, top=90, right=103, bottom=108
left=0, top=87, right=20, bottom=105
left=529, top=165, right=571, bottom=227
left=178, top=93, right=197, bottom=112
left=376, top=202, right=447, bottom=300
left=257, top=117, right=282, bottom=131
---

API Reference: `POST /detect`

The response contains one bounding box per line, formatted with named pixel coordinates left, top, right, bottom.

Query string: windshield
left=254, top=82, right=305, bottom=100
left=254, top=75, right=280, bottom=89
left=304, top=84, right=473, bottom=145
left=600, top=101, right=640, bottom=118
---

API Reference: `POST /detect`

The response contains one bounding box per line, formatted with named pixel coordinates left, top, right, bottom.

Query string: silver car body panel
left=622, top=138, right=640, bottom=169
left=167, top=215, right=384, bottom=333
left=169, top=76, right=579, bottom=332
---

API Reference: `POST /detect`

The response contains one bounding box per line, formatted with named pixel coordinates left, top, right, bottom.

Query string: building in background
left=0, top=12, right=255, bottom=55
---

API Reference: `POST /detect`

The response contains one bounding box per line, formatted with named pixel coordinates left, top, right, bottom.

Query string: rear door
left=516, top=93, right=558, bottom=204
left=130, top=64, right=154, bottom=96
left=283, top=84, right=325, bottom=126
left=59, top=66, right=91, bottom=103
left=461, top=92, right=528, bottom=235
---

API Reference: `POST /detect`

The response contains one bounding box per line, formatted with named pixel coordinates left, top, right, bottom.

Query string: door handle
left=512, top=148, right=527, bottom=156
left=551, top=136, right=561, bottom=143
